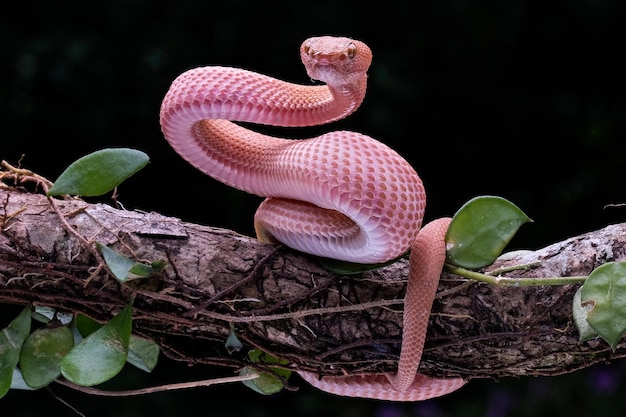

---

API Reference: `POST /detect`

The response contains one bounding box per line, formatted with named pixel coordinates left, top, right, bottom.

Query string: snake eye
left=347, top=43, right=357, bottom=59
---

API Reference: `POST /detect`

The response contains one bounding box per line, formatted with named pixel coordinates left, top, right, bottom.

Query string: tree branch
left=1, top=183, right=625, bottom=385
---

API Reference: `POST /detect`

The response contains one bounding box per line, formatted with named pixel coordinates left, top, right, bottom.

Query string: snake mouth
left=311, top=61, right=343, bottom=73
left=306, top=58, right=353, bottom=83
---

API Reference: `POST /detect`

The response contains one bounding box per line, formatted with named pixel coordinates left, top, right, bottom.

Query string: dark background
left=2, top=0, right=626, bottom=415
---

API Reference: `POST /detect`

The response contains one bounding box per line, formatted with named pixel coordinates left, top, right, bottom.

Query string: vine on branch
left=1, top=150, right=625, bottom=400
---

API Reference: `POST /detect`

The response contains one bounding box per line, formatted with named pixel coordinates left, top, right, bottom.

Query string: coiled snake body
left=160, top=36, right=465, bottom=401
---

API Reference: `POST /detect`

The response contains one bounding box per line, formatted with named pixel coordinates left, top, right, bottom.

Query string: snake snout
left=300, top=36, right=372, bottom=85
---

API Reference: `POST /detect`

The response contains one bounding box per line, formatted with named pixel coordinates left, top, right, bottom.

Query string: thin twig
left=54, top=373, right=260, bottom=397
left=198, top=298, right=404, bottom=323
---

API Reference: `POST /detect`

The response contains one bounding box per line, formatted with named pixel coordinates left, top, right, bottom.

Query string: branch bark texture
left=1, top=185, right=625, bottom=384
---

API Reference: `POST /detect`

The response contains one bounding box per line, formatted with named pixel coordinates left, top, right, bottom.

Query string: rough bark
left=1, top=183, right=626, bottom=385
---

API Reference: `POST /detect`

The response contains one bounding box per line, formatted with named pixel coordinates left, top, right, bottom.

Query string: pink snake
left=159, top=36, right=465, bottom=401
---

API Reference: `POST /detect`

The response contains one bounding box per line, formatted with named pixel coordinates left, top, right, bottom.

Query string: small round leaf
left=240, top=367, right=284, bottom=395
left=446, top=196, right=532, bottom=269
left=127, top=335, right=160, bottom=373
left=580, top=261, right=626, bottom=350
left=20, top=326, right=74, bottom=388
left=572, top=286, right=598, bottom=342
left=241, top=350, right=291, bottom=395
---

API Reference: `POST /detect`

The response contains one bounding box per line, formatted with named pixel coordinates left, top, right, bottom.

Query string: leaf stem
left=444, top=263, right=587, bottom=286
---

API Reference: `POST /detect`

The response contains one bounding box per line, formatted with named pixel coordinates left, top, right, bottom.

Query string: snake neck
left=159, top=66, right=370, bottom=195
left=159, top=66, right=367, bottom=129
left=321, top=74, right=368, bottom=123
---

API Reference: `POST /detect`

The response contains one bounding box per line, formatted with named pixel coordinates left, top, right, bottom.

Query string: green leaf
left=225, top=328, right=243, bottom=354
left=32, top=306, right=73, bottom=325
left=61, top=305, right=132, bottom=386
left=446, top=196, right=532, bottom=269
left=75, top=314, right=101, bottom=338
left=47, top=148, right=149, bottom=197
left=19, top=326, right=74, bottom=389
left=97, top=242, right=136, bottom=281
left=572, top=286, right=598, bottom=342
left=240, top=366, right=283, bottom=395
left=0, top=305, right=31, bottom=398
left=241, top=349, right=291, bottom=395
left=128, top=260, right=166, bottom=277
left=73, top=315, right=158, bottom=372
left=127, top=335, right=159, bottom=373
left=580, top=262, right=626, bottom=350
left=96, top=242, right=162, bottom=281
left=10, top=368, right=35, bottom=391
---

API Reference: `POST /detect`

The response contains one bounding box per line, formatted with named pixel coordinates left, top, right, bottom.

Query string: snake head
left=300, top=36, right=372, bottom=86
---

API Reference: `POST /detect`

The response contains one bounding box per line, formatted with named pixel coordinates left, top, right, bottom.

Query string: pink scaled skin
left=159, top=36, right=465, bottom=401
